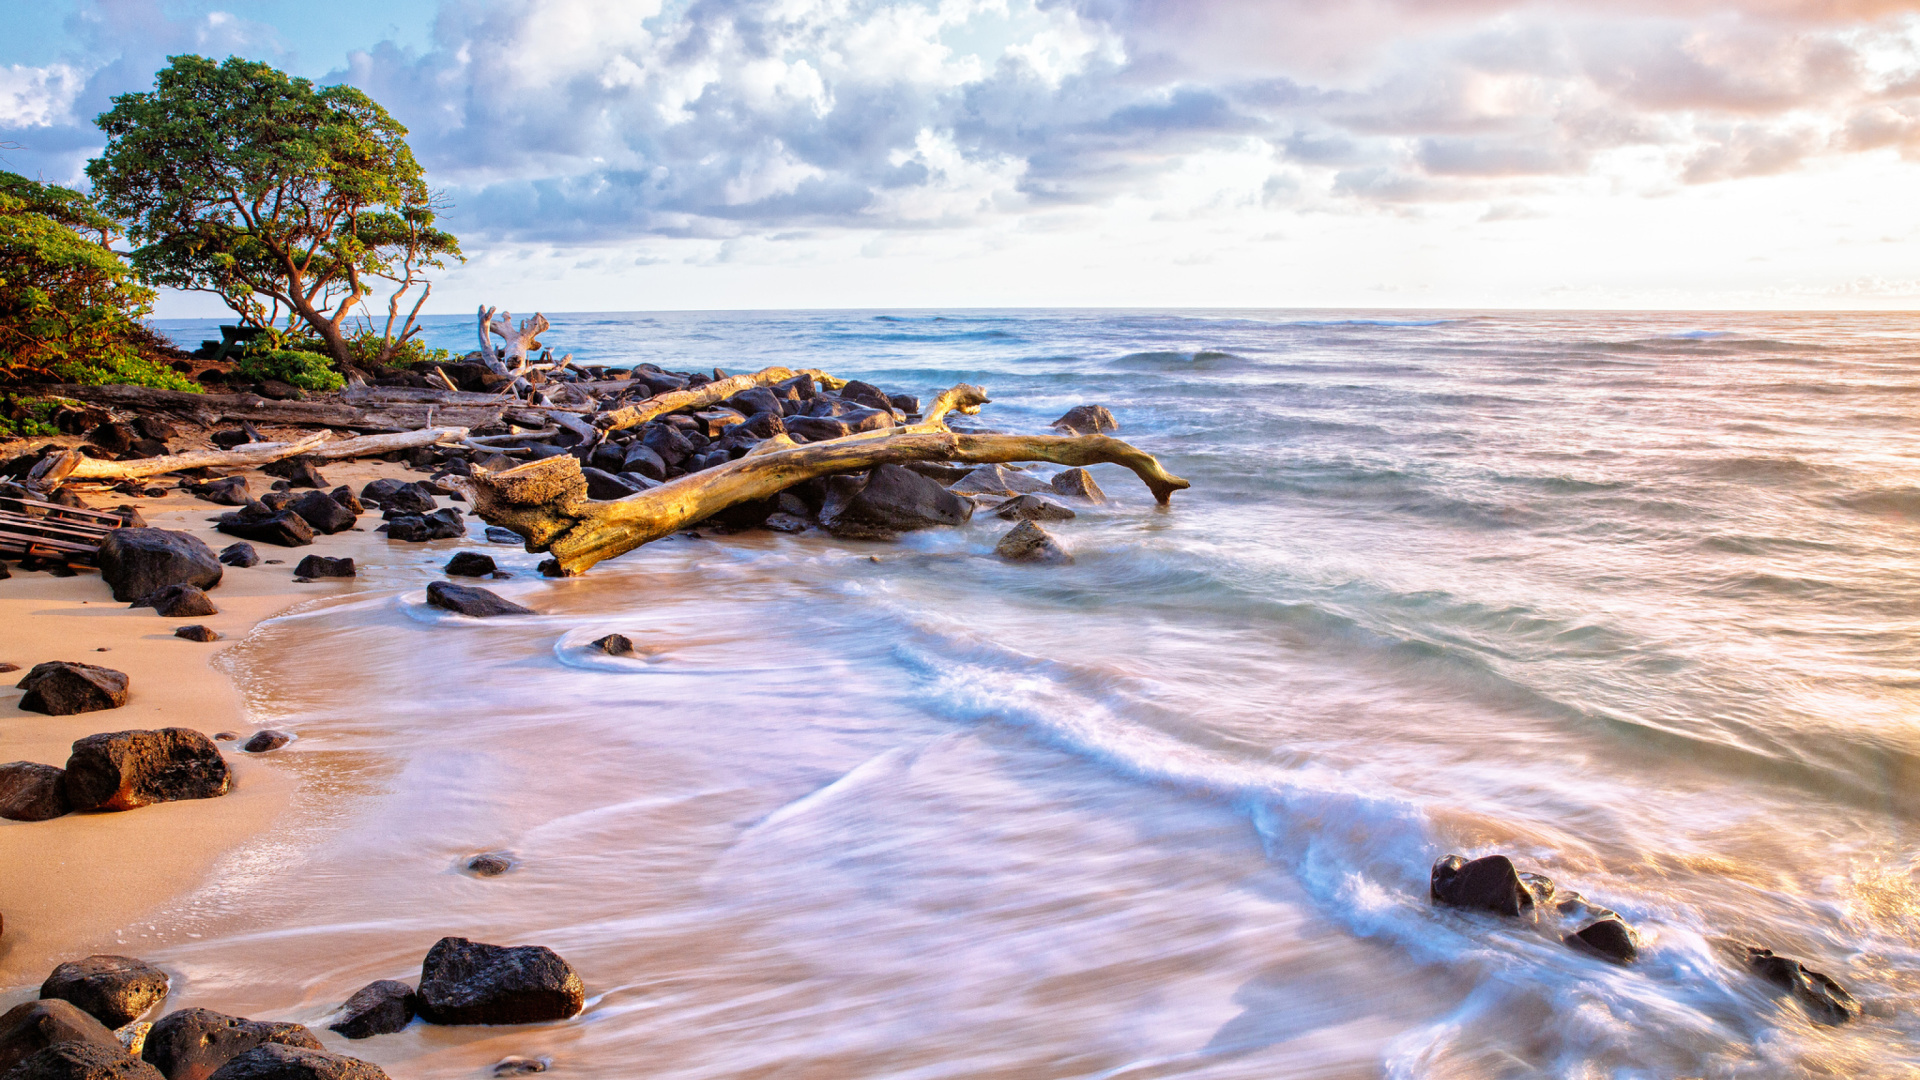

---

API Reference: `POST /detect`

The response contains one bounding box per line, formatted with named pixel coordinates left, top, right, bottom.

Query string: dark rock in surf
left=819, top=464, right=973, bottom=539
left=415, top=937, right=585, bottom=1026
left=762, top=512, right=809, bottom=533
left=444, top=553, right=497, bottom=578
left=63, top=729, right=230, bottom=812
left=6, top=1040, right=162, bottom=1080
left=1430, top=854, right=1535, bottom=917
left=0, top=762, right=71, bottom=821
left=1746, top=946, right=1858, bottom=1024
left=887, top=392, right=920, bottom=415
left=465, top=853, right=514, bottom=877
left=326, top=982, right=415, bottom=1041
left=134, top=586, right=217, bottom=619
left=241, top=731, right=291, bottom=754
left=902, top=461, right=972, bottom=484
left=173, top=626, right=218, bottom=643
left=41, top=958, right=169, bottom=1029
left=204, top=1043, right=387, bottom=1080
left=97, top=529, right=223, bottom=603
left=994, top=520, right=1071, bottom=564
left=285, top=492, right=354, bottom=536
left=484, top=527, right=521, bottom=546
left=291, top=556, right=353, bottom=579
left=17, top=662, right=130, bottom=716
left=425, top=582, right=532, bottom=618
left=589, top=634, right=633, bottom=657
left=992, top=494, right=1075, bottom=522
left=951, top=464, right=1050, bottom=498
left=1564, top=918, right=1639, bottom=964
left=490, top=1057, right=548, bottom=1076
left=217, top=544, right=258, bottom=568
left=0, top=1000, right=125, bottom=1076
left=1050, top=467, right=1106, bottom=503
left=1050, top=404, right=1118, bottom=435
left=141, top=1009, right=323, bottom=1080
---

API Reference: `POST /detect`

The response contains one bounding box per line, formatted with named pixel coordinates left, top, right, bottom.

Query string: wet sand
left=0, top=458, right=437, bottom=985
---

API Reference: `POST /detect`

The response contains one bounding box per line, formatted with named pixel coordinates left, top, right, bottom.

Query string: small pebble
left=95, top=647, right=110, bottom=652
left=0, top=662, right=17, bottom=673
left=493, top=1057, right=549, bottom=1076
left=264, top=559, right=284, bottom=565
left=213, top=732, right=238, bottom=741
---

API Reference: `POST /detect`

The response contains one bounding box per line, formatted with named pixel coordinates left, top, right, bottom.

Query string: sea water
left=142, top=310, right=1920, bottom=1077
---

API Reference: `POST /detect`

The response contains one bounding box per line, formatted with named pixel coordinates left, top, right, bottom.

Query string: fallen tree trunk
left=596, top=365, right=846, bottom=433
left=64, top=427, right=469, bottom=481
left=40, top=384, right=507, bottom=431
left=470, top=383, right=1187, bottom=574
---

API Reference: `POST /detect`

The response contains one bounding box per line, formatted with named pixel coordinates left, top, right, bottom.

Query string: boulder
left=0, top=1000, right=125, bottom=1075
left=994, top=520, right=1072, bottom=564
left=620, top=444, right=667, bottom=482
left=188, top=479, right=249, bottom=507
left=325, top=487, right=363, bottom=514
left=1049, top=467, right=1106, bottom=503
left=783, top=416, right=851, bottom=443
left=992, top=495, right=1076, bottom=522
left=1429, top=854, right=1537, bottom=918
left=465, top=853, right=514, bottom=877
left=285, top=492, right=354, bottom=536
left=1050, top=404, right=1118, bottom=435
left=483, top=527, right=522, bottom=546
left=887, top=392, right=920, bottom=414
left=951, top=464, right=1050, bottom=498
left=839, top=380, right=893, bottom=412
left=589, top=634, right=633, bottom=657
left=216, top=544, right=258, bottom=569
left=4, top=1040, right=162, bottom=1080
left=173, top=627, right=218, bottom=643
left=762, top=513, right=809, bottom=533
left=215, top=512, right=313, bottom=549
left=41, top=958, right=169, bottom=1028
left=135, top=586, right=217, bottom=619
left=63, top=729, right=231, bottom=812
left=0, top=762, right=71, bottom=821
left=724, top=387, right=782, bottom=417
left=358, top=480, right=435, bottom=515
left=579, top=468, right=643, bottom=500
left=17, top=663, right=130, bottom=716
left=240, top=731, right=291, bottom=754
left=96, top=530, right=223, bottom=603
left=903, top=462, right=971, bottom=484
left=291, top=556, right=354, bottom=579
left=444, top=553, right=497, bottom=577
left=326, top=982, right=414, bottom=1041
left=260, top=457, right=326, bottom=489
left=819, top=465, right=973, bottom=540
left=203, top=1044, right=387, bottom=1080
left=1746, top=947, right=1858, bottom=1024
left=415, top=937, right=585, bottom=1026
left=1564, top=918, right=1638, bottom=965
left=839, top=407, right=894, bottom=434
left=639, top=425, right=694, bottom=466
left=425, top=583, right=533, bottom=618
left=140, top=1010, right=323, bottom=1080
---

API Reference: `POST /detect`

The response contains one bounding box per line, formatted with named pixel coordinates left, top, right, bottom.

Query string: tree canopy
left=0, top=171, right=196, bottom=391
left=87, top=55, right=459, bottom=375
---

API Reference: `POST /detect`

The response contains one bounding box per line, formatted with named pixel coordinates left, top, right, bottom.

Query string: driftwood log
left=42, top=384, right=512, bottom=431
left=58, top=427, right=471, bottom=482
left=470, top=383, right=1188, bottom=575
left=597, top=366, right=847, bottom=433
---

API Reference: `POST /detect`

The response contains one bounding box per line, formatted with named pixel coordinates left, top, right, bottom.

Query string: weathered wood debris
left=2, top=312, right=1190, bottom=574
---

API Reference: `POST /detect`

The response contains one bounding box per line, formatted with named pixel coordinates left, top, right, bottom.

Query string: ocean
left=145, top=309, right=1920, bottom=1077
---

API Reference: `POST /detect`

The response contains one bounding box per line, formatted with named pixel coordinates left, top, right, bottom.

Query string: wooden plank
left=0, top=495, right=126, bottom=523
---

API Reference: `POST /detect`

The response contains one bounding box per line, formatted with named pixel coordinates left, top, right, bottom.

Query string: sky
left=2, top=0, right=1918, bottom=316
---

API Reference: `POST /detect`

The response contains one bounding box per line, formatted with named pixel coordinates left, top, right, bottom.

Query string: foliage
left=0, top=393, right=65, bottom=437
left=344, top=325, right=451, bottom=368
left=232, top=348, right=345, bottom=392
left=87, top=55, right=461, bottom=371
left=0, top=171, right=198, bottom=392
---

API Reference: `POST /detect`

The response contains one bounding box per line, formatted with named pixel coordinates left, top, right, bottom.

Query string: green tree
left=0, top=170, right=196, bottom=391
left=87, top=55, right=460, bottom=377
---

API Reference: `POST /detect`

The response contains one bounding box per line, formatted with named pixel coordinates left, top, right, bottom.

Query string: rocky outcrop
left=819, top=465, right=973, bottom=539
left=1746, top=947, right=1858, bottom=1024
left=291, top=557, right=353, bottom=579
left=4, top=1040, right=163, bottom=1080
left=425, top=583, right=533, bottom=618
left=62, top=730, right=230, bottom=812
left=140, top=1010, right=322, bottom=1080
left=203, top=1044, right=388, bottom=1080
left=0, top=1000, right=125, bottom=1075
left=1050, top=405, right=1118, bottom=435
left=96, top=530, right=222, bottom=604
left=415, top=937, right=585, bottom=1026
left=17, top=663, right=130, bottom=716
left=40, top=958, right=169, bottom=1029
left=994, top=520, right=1071, bottom=564
left=325, top=983, right=414, bottom=1041
left=443, top=553, right=496, bottom=577
left=134, top=586, right=217, bottom=619
left=0, top=762, right=72, bottom=821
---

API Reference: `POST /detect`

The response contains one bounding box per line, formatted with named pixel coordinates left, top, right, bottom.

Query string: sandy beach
left=0, top=454, right=434, bottom=988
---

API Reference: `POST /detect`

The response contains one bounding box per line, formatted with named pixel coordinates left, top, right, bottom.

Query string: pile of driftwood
left=5, top=316, right=1188, bottom=574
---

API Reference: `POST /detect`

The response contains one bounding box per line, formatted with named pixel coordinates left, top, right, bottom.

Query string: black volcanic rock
left=415, top=938, right=585, bottom=1026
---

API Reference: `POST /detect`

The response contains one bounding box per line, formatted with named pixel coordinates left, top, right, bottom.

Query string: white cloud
left=0, top=64, right=82, bottom=129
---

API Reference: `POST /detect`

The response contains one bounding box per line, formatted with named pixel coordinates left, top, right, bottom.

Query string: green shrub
left=344, top=329, right=452, bottom=369
left=0, top=393, right=65, bottom=437
left=232, top=349, right=345, bottom=392
left=0, top=171, right=198, bottom=393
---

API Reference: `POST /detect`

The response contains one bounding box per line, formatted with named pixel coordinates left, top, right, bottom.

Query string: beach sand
left=0, top=456, right=444, bottom=985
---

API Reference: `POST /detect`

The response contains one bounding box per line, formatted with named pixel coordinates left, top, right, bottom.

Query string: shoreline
left=0, top=456, right=437, bottom=988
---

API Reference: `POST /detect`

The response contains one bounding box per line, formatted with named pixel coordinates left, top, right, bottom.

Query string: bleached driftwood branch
left=62, top=427, right=470, bottom=481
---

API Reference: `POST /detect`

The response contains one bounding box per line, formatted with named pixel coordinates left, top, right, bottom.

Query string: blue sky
left=4, top=0, right=1919, bottom=315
